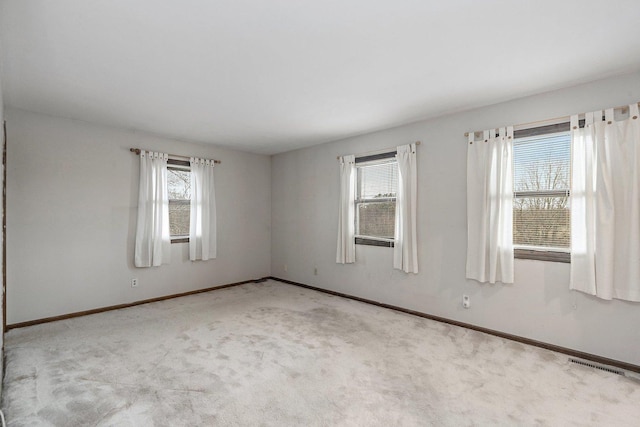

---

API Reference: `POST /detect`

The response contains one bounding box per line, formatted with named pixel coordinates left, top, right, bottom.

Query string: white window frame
left=167, top=159, right=191, bottom=243
left=512, top=124, right=571, bottom=263
left=354, top=152, right=397, bottom=248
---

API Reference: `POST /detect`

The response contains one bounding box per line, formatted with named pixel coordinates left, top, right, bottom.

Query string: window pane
left=513, top=196, right=570, bottom=248
left=169, top=200, right=190, bottom=236
left=167, top=169, right=191, bottom=199
left=513, top=132, right=570, bottom=193
left=167, top=168, right=191, bottom=237
left=357, top=201, right=395, bottom=239
left=513, top=131, right=571, bottom=253
left=358, top=161, right=398, bottom=199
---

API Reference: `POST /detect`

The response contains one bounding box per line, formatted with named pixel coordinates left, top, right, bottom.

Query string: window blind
left=167, top=167, right=191, bottom=237
left=358, top=160, right=398, bottom=199
left=513, top=131, right=571, bottom=249
left=356, top=160, right=398, bottom=239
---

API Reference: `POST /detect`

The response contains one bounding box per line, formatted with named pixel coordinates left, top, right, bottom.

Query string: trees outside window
left=513, top=131, right=570, bottom=260
left=355, top=156, right=398, bottom=245
left=167, top=165, right=191, bottom=239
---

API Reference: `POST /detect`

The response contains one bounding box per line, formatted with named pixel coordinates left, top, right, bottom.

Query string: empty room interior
left=0, top=0, right=640, bottom=425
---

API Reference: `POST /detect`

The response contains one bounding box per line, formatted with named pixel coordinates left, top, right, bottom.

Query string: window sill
left=355, top=237, right=394, bottom=248
left=171, top=237, right=189, bottom=244
left=514, top=247, right=570, bottom=263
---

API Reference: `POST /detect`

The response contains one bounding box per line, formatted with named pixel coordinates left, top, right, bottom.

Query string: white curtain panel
left=466, top=127, right=514, bottom=284
left=336, top=154, right=356, bottom=264
left=570, top=104, right=640, bottom=302
left=393, top=143, right=418, bottom=273
left=189, top=158, right=217, bottom=261
left=134, top=151, right=171, bottom=267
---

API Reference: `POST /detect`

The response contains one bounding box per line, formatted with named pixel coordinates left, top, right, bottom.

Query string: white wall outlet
left=131, top=278, right=138, bottom=288
left=284, top=264, right=288, bottom=272
left=314, top=267, right=318, bottom=275
left=462, top=294, right=470, bottom=309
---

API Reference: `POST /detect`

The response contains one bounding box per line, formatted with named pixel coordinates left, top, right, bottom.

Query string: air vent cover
left=569, top=358, right=625, bottom=376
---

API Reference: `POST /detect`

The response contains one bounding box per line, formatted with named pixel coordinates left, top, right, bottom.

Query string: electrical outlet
left=462, top=294, right=470, bottom=309
left=131, top=278, right=138, bottom=288
left=284, top=264, right=288, bottom=272
left=314, top=267, right=318, bottom=275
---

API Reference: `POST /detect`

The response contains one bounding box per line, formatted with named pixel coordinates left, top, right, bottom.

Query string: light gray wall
left=6, top=108, right=271, bottom=324
left=0, top=58, right=4, bottom=395
left=271, top=71, right=640, bottom=366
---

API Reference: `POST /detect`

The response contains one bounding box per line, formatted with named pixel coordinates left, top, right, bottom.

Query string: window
left=513, top=129, right=571, bottom=262
left=167, top=160, right=191, bottom=243
left=355, top=152, right=398, bottom=247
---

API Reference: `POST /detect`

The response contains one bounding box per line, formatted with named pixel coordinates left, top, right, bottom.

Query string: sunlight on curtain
left=134, top=151, right=171, bottom=267
left=336, top=155, right=356, bottom=264
left=570, top=104, right=640, bottom=301
left=466, top=127, right=514, bottom=284
left=393, top=143, right=418, bottom=273
left=189, top=158, right=217, bottom=261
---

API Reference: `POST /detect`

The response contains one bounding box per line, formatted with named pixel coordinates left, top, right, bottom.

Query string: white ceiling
left=2, top=1, right=640, bottom=155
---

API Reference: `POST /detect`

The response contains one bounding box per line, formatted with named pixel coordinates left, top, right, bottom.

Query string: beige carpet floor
left=2, top=280, right=639, bottom=426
